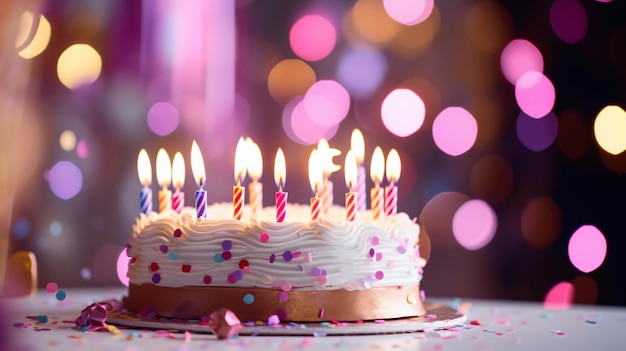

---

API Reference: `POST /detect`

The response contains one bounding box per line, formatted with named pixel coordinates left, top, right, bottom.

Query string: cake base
left=108, top=302, right=463, bottom=336
left=123, top=283, right=425, bottom=322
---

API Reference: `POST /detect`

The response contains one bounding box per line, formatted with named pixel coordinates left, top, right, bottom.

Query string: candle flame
left=386, top=148, right=401, bottom=183
left=156, top=148, right=172, bottom=188
left=234, top=137, right=248, bottom=185
left=172, top=152, right=185, bottom=190
left=370, top=146, right=384, bottom=185
left=137, top=149, right=152, bottom=186
left=246, top=138, right=263, bottom=180
left=274, top=147, right=286, bottom=190
left=350, top=129, right=365, bottom=164
left=190, top=140, right=206, bottom=188
left=345, top=150, right=357, bottom=191
left=316, top=138, right=341, bottom=175
left=308, top=149, right=322, bottom=195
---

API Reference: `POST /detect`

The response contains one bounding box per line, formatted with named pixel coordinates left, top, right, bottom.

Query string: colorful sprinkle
left=260, top=232, right=270, bottom=243
left=388, top=260, right=396, bottom=269
left=374, top=271, right=384, bottom=280
left=276, top=309, right=287, bottom=320
left=306, top=252, right=312, bottom=263
left=181, top=264, right=191, bottom=273
left=243, top=293, right=255, bottom=304
left=278, top=291, right=289, bottom=302
left=45, top=282, right=58, bottom=293
left=159, top=245, right=168, bottom=253
left=470, top=320, right=482, bottom=326
left=203, top=275, right=212, bottom=284
left=311, top=267, right=322, bottom=276
left=173, top=229, right=182, bottom=238
left=268, top=314, right=280, bottom=326
left=214, top=253, right=224, bottom=263
left=37, top=315, right=48, bottom=323
left=317, top=276, right=327, bottom=285
left=375, top=252, right=383, bottom=261
left=292, top=251, right=302, bottom=259
left=222, top=240, right=232, bottom=251
left=150, top=262, right=160, bottom=272
left=425, top=314, right=437, bottom=319
left=319, top=308, right=325, bottom=318
left=222, top=251, right=232, bottom=260
left=239, top=259, right=249, bottom=269
left=397, top=246, right=407, bottom=254
left=168, top=252, right=179, bottom=260
left=269, top=254, right=276, bottom=264
left=281, top=281, right=292, bottom=292
left=242, top=266, right=252, bottom=274
left=369, top=248, right=375, bottom=257
left=152, top=273, right=161, bottom=283
left=233, top=270, right=243, bottom=281
left=56, top=290, right=66, bottom=301
left=283, top=251, right=293, bottom=262
left=371, top=236, right=380, bottom=245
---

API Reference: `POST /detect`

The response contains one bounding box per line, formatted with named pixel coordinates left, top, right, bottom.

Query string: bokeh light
left=268, top=59, right=316, bottom=104
left=516, top=112, right=558, bottom=152
left=593, top=105, right=626, bottom=155
left=500, top=39, right=544, bottom=85
left=351, top=0, right=401, bottom=45
left=544, top=281, right=574, bottom=310
left=469, top=154, right=514, bottom=204
left=568, top=225, right=607, bottom=273
left=16, top=11, right=51, bottom=59
left=464, top=1, right=513, bottom=54
left=515, top=71, right=555, bottom=118
left=57, top=44, right=102, bottom=89
left=381, top=88, right=425, bottom=137
left=11, top=217, right=31, bottom=240
left=383, top=0, right=434, bottom=26
left=521, top=197, right=563, bottom=249
left=420, top=192, right=470, bottom=248
left=76, top=140, right=90, bottom=159
left=290, top=15, right=336, bottom=62
left=81, top=267, right=92, bottom=281
left=59, top=130, right=76, bottom=151
left=550, top=0, right=588, bottom=44
left=147, top=101, right=180, bottom=136
left=304, top=80, right=350, bottom=127
left=452, top=199, right=497, bottom=250
left=290, top=98, right=339, bottom=145
left=117, top=248, right=130, bottom=286
left=48, top=161, right=83, bottom=200
left=49, top=221, right=62, bottom=237
left=336, top=47, right=387, bottom=98
left=432, top=107, right=478, bottom=156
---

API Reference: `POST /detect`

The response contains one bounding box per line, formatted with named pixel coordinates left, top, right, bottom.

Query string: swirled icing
left=126, top=203, right=424, bottom=291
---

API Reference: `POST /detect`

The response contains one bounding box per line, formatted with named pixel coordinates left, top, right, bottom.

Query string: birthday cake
left=122, top=203, right=426, bottom=322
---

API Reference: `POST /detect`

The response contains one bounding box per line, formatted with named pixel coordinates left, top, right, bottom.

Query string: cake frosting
left=123, top=203, right=426, bottom=321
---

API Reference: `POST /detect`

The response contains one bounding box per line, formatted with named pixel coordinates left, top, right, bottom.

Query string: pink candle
left=344, top=151, right=357, bottom=222
left=274, top=148, right=287, bottom=222
left=370, top=147, right=385, bottom=219
left=137, top=149, right=153, bottom=215
left=384, top=149, right=401, bottom=216
left=171, top=152, right=185, bottom=214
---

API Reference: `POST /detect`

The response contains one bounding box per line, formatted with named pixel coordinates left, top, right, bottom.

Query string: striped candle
left=371, top=186, right=383, bottom=219
left=171, top=152, right=185, bottom=214
left=140, top=187, right=152, bottom=215
left=276, top=191, right=287, bottom=222
left=320, top=180, right=333, bottom=214
left=384, top=182, right=398, bottom=216
left=195, top=189, right=206, bottom=218
left=158, top=189, right=172, bottom=213
left=310, top=196, right=320, bottom=221
left=345, top=192, right=356, bottom=221
left=249, top=181, right=262, bottom=215
left=356, top=165, right=366, bottom=211
left=233, top=185, right=244, bottom=220
left=172, top=191, right=184, bottom=214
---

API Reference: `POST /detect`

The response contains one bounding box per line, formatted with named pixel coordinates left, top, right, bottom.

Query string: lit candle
left=317, top=139, right=341, bottom=214
left=274, top=148, right=287, bottom=223
left=137, top=149, right=153, bottom=215
left=156, top=148, right=172, bottom=213
left=191, top=140, right=207, bottom=219
left=308, top=149, right=323, bottom=221
left=384, top=149, right=401, bottom=216
left=171, top=152, right=185, bottom=214
left=370, top=146, right=385, bottom=220
left=246, top=138, right=263, bottom=216
left=344, top=150, right=358, bottom=222
left=351, top=129, right=366, bottom=211
left=233, top=137, right=247, bottom=220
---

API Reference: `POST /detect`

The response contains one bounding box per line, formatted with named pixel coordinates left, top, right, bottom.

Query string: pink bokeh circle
left=383, top=0, right=434, bottom=25
left=544, top=281, right=574, bottom=310
left=290, top=15, right=336, bottom=62
left=515, top=71, right=555, bottom=118
left=304, top=80, right=350, bottom=127
left=500, top=39, right=544, bottom=85
left=432, top=107, right=478, bottom=156
left=381, top=88, right=425, bottom=137
left=568, top=225, right=607, bottom=273
left=452, top=199, right=497, bottom=250
left=117, top=249, right=130, bottom=286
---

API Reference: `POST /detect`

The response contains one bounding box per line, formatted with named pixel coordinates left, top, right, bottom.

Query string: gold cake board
left=107, top=302, right=466, bottom=336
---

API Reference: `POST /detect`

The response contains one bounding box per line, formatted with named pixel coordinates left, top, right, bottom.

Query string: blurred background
left=2, top=0, right=626, bottom=306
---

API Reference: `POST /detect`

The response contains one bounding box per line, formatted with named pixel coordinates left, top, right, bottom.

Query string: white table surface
left=2, top=287, right=625, bottom=350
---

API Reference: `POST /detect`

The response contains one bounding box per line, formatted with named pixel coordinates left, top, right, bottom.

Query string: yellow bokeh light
left=351, top=0, right=401, bottom=45
left=15, top=11, right=51, bottom=59
left=267, top=59, right=316, bottom=104
left=57, top=44, right=102, bottom=89
left=391, top=6, right=441, bottom=58
left=594, top=105, right=626, bottom=155
left=59, top=130, right=77, bottom=152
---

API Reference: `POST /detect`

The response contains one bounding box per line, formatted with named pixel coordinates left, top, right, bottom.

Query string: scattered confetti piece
left=260, top=232, right=270, bottom=243
left=243, top=294, right=255, bottom=304
left=268, top=314, right=280, bottom=326
left=45, top=282, right=58, bottom=293
left=56, top=290, right=67, bottom=301
left=208, top=308, right=243, bottom=339
left=203, top=275, right=212, bottom=284
left=470, top=320, right=482, bottom=326
left=222, top=240, right=232, bottom=250
left=174, top=228, right=182, bottom=238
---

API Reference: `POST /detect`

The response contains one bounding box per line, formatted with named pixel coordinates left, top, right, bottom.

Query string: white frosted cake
left=123, top=203, right=426, bottom=322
